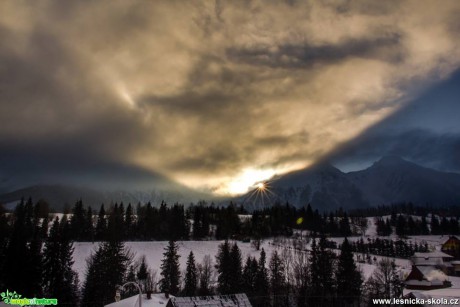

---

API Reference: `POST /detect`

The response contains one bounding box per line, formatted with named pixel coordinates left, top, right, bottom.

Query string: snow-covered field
left=72, top=216, right=460, bottom=301
left=73, top=240, right=279, bottom=284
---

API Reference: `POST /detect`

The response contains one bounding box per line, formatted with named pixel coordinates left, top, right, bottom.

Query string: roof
left=105, top=293, right=172, bottom=307
left=413, top=251, right=453, bottom=258
left=168, top=294, right=252, bottom=307
left=416, top=266, right=448, bottom=282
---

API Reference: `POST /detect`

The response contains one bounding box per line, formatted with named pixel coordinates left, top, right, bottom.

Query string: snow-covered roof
left=169, top=294, right=252, bottom=307
left=413, top=251, right=453, bottom=258
left=104, top=293, right=172, bottom=307
left=417, top=266, right=448, bottom=282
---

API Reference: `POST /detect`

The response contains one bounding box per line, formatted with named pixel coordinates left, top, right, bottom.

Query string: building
left=167, top=294, right=252, bottom=307
left=104, top=293, right=172, bottom=307
left=441, top=236, right=460, bottom=259
left=411, top=251, right=453, bottom=267
left=411, top=250, right=454, bottom=275
left=404, top=265, right=451, bottom=290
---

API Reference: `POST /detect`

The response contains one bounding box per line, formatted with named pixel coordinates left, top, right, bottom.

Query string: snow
left=104, top=293, right=171, bottom=307
left=73, top=240, right=279, bottom=284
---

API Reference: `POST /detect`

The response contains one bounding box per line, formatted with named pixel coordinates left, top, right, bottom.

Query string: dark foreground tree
left=42, top=217, right=79, bottom=305
left=336, top=238, right=362, bottom=305
left=216, top=240, right=232, bottom=294
left=81, top=241, right=132, bottom=307
left=183, top=251, right=198, bottom=296
left=159, top=240, right=181, bottom=295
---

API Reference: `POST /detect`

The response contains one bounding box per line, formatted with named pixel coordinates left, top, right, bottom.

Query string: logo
left=1, top=290, right=58, bottom=306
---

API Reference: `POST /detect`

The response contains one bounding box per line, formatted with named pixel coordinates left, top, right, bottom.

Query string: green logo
left=1, top=290, right=58, bottom=306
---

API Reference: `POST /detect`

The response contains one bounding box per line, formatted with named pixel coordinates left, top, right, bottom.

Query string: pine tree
left=2, top=200, right=35, bottom=296
left=125, top=203, right=134, bottom=240
left=159, top=240, right=181, bottom=295
left=242, top=256, right=257, bottom=296
left=42, top=217, right=79, bottom=305
left=184, top=251, right=198, bottom=296
left=310, top=236, right=335, bottom=306
left=254, top=248, right=270, bottom=306
left=216, top=240, right=232, bottom=294
left=83, top=206, right=94, bottom=241
left=95, top=205, right=107, bottom=241
left=336, top=238, right=362, bottom=305
left=70, top=200, right=86, bottom=241
left=229, top=243, right=243, bottom=294
left=81, top=241, right=132, bottom=306
left=269, top=250, right=285, bottom=306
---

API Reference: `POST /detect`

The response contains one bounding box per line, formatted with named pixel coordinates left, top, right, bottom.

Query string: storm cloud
left=1, top=0, right=460, bottom=194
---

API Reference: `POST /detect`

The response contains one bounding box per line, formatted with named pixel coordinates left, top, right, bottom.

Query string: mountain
left=347, top=155, right=460, bottom=206
left=235, top=156, right=460, bottom=210
left=236, top=162, right=369, bottom=211
left=0, top=184, right=211, bottom=211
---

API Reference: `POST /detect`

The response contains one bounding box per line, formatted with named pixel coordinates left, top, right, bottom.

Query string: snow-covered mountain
left=348, top=155, right=460, bottom=206
left=236, top=156, right=460, bottom=210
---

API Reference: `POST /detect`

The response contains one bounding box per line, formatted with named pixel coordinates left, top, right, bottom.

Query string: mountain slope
left=347, top=156, right=460, bottom=206
left=236, top=156, right=460, bottom=210
left=237, top=162, right=369, bottom=211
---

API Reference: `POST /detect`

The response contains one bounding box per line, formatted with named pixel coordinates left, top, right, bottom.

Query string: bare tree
left=197, top=254, right=213, bottom=295
left=364, top=258, right=403, bottom=303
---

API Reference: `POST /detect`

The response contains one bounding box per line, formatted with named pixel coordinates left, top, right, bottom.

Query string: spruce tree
left=159, top=240, right=181, bottom=295
left=269, top=250, right=285, bottom=306
left=70, top=200, right=86, bottom=241
left=242, top=256, right=257, bottom=296
left=184, top=251, right=198, bottom=296
left=229, top=243, right=243, bottom=294
left=81, top=240, right=132, bottom=306
left=2, top=200, right=35, bottom=295
left=95, top=205, right=107, bottom=241
left=216, top=240, right=232, bottom=294
left=336, top=238, right=362, bottom=305
left=253, top=248, right=270, bottom=306
left=310, top=236, right=335, bottom=306
left=42, top=217, right=79, bottom=305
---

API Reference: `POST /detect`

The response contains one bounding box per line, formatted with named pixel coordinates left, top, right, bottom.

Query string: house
left=411, top=251, right=453, bottom=267
left=104, top=293, right=172, bottom=307
left=441, top=236, right=460, bottom=259
left=404, top=265, right=451, bottom=290
left=167, top=294, right=252, bottom=307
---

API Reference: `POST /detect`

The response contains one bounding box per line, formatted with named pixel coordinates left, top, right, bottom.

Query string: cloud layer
left=1, top=0, right=460, bottom=194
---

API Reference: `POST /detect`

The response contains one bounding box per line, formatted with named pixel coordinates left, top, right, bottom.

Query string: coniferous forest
left=1, top=198, right=459, bottom=306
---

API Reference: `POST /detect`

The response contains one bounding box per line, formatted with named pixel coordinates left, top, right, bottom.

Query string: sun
left=256, top=182, right=265, bottom=190
left=226, top=168, right=275, bottom=195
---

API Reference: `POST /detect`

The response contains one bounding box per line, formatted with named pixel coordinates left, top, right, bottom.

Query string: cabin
left=167, top=294, right=252, bottom=307
left=441, top=236, right=460, bottom=259
left=404, top=265, right=451, bottom=290
left=411, top=251, right=453, bottom=271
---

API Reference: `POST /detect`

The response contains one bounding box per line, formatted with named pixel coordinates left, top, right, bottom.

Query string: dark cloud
left=1, top=1, right=460, bottom=194
left=226, top=34, right=403, bottom=69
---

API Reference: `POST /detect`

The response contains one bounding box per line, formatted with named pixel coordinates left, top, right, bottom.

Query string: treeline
left=376, top=213, right=460, bottom=237
left=1, top=199, right=367, bottom=244
left=349, top=238, right=429, bottom=259
left=350, top=202, right=460, bottom=218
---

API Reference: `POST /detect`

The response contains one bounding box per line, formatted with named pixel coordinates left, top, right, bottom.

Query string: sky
left=1, top=0, right=460, bottom=195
